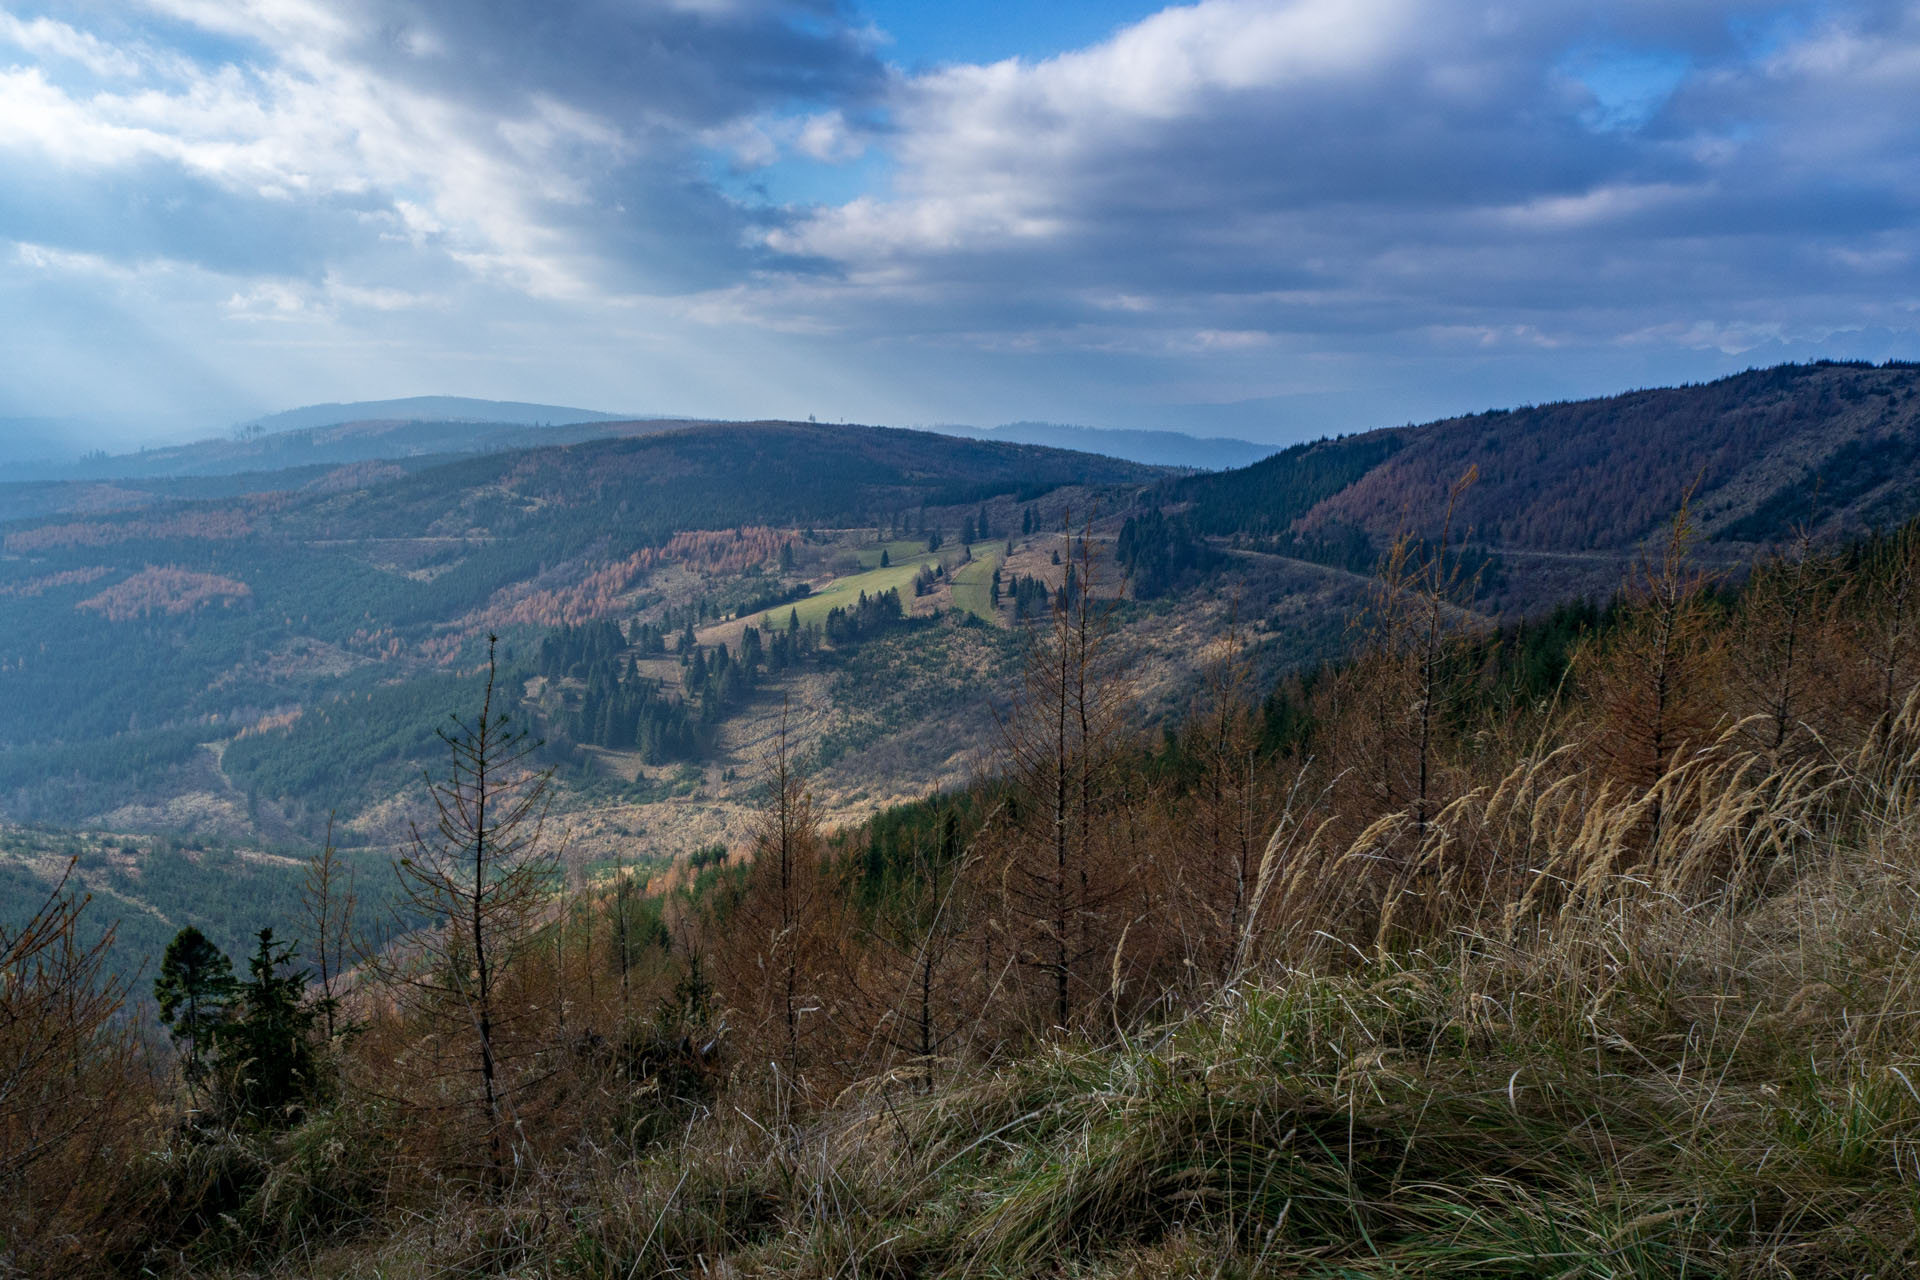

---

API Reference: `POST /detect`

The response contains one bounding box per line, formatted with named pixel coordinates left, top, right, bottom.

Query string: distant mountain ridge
left=0, top=418, right=90, bottom=467
left=936, top=421, right=1273, bottom=470
left=3, top=400, right=1264, bottom=486
left=236, top=396, right=628, bottom=433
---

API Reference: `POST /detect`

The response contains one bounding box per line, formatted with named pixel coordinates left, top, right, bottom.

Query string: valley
left=6, top=362, right=1919, bottom=988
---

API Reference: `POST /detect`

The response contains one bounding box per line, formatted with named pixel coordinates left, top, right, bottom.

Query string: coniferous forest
left=15, top=440, right=1920, bottom=1273
left=9, top=0, right=1920, bottom=1269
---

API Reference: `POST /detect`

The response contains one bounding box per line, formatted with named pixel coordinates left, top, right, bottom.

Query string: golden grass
left=163, top=693, right=1920, bottom=1278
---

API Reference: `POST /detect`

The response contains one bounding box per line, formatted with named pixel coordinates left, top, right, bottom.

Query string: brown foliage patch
left=3, top=508, right=253, bottom=552
left=0, top=565, right=110, bottom=598
left=471, top=526, right=797, bottom=631
left=77, top=566, right=253, bottom=621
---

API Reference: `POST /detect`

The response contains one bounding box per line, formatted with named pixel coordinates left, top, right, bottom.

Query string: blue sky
left=1, top=0, right=1918, bottom=448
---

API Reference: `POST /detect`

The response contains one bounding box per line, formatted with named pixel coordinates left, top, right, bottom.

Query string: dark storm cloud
left=1, top=0, right=1917, bottom=437
left=768, top=0, right=1920, bottom=369
left=350, top=0, right=885, bottom=127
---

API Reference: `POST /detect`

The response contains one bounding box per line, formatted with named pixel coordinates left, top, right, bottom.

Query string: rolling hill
left=0, top=421, right=1170, bottom=845
left=234, top=395, right=628, bottom=433
left=8, top=361, right=1920, bottom=1020
left=936, top=421, right=1276, bottom=470
left=1172, top=360, right=1920, bottom=554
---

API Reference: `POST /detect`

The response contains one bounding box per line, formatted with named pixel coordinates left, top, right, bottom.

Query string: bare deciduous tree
left=991, top=516, right=1132, bottom=1033
left=714, top=701, right=845, bottom=1092
left=382, top=635, right=558, bottom=1182
left=0, top=861, right=141, bottom=1268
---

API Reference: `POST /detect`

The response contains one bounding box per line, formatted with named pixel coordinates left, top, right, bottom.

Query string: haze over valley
left=4, top=1, right=1920, bottom=1275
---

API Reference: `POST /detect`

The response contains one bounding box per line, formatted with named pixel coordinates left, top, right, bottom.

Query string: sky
left=0, top=0, right=1917, bottom=448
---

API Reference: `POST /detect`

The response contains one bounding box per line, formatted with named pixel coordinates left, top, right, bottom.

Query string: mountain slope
left=938, top=421, right=1276, bottom=470
left=0, top=420, right=1170, bottom=840
left=1173, top=361, right=1920, bottom=553
left=237, top=396, right=626, bottom=432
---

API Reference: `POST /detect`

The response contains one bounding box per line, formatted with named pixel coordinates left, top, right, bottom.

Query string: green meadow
left=763, top=554, right=936, bottom=629
left=948, top=543, right=1003, bottom=622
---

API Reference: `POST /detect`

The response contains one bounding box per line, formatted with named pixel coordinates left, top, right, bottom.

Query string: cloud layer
left=1, top=0, right=1916, bottom=439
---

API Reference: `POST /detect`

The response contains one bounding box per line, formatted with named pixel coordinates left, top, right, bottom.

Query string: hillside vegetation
left=12, top=498, right=1920, bottom=1276
left=13, top=364, right=1920, bottom=1000
left=1175, top=360, right=1920, bottom=554
left=0, top=424, right=1159, bottom=840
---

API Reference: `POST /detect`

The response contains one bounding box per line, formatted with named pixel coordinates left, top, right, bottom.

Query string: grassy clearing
left=857, top=539, right=939, bottom=571
left=761, top=556, right=935, bottom=629
left=948, top=544, right=1003, bottom=622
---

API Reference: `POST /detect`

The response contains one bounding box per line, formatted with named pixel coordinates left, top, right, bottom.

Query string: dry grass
left=155, top=696, right=1920, bottom=1279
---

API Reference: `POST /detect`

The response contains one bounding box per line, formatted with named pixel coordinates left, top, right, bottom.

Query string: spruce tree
left=154, top=926, right=236, bottom=1088
left=216, top=928, right=322, bottom=1126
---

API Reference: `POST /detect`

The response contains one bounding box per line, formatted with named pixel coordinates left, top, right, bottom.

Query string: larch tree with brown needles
left=1732, top=522, right=1831, bottom=759
left=990, top=518, right=1133, bottom=1034
left=1325, top=468, right=1480, bottom=850
left=714, top=702, right=846, bottom=1093
left=1840, top=521, right=1920, bottom=745
left=1582, top=495, right=1724, bottom=829
left=383, top=635, right=558, bottom=1183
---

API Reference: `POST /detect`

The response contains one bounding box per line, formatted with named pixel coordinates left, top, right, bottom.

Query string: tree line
left=14, top=496, right=1920, bottom=1271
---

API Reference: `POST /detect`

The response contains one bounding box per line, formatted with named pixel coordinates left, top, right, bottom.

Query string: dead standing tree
left=992, top=516, right=1131, bottom=1034
left=1324, top=467, right=1480, bottom=852
left=385, top=635, right=558, bottom=1183
left=863, top=801, right=994, bottom=1082
left=714, top=701, right=844, bottom=1094
left=300, top=815, right=357, bottom=1044
left=1178, top=614, right=1266, bottom=978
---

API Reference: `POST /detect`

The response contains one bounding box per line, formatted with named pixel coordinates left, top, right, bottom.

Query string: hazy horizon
left=2, top=1, right=1915, bottom=450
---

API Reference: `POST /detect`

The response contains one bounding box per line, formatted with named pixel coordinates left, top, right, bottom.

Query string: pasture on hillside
left=948, top=544, right=1004, bottom=622
left=760, top=554, right=937, bottom=630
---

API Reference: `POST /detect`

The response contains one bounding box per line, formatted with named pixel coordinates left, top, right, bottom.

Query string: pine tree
left=155, top=925, right=236, bottom=1089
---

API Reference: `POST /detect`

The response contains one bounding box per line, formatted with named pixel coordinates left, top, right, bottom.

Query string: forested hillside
left=0, top=421, right=1166, bottom=852
left=10, top=364, right=1920, bottom=1021
left=13, top=496, right=1920, bottom=1277
left=1175, top=360, right=1920, bottom=554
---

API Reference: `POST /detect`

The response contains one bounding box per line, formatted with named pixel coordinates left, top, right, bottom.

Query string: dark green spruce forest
left=12, top=361, right=1920, bottom=1276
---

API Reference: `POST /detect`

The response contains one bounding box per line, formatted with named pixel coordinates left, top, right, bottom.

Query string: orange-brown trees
left=0, top=862, right=144, bottom=1271
left=988, top=525, right=1134, bottom=1034
left=1322, top=468, right=1480, bottom=850
left=381, top=635, right=559, bottom=1182
left=1582, top=498, right=1725, bottom=803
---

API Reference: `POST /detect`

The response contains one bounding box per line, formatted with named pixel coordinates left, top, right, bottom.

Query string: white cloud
left=0, top=0, right=1917, bottom=437
left=0, top=11, right=142, bottom=77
